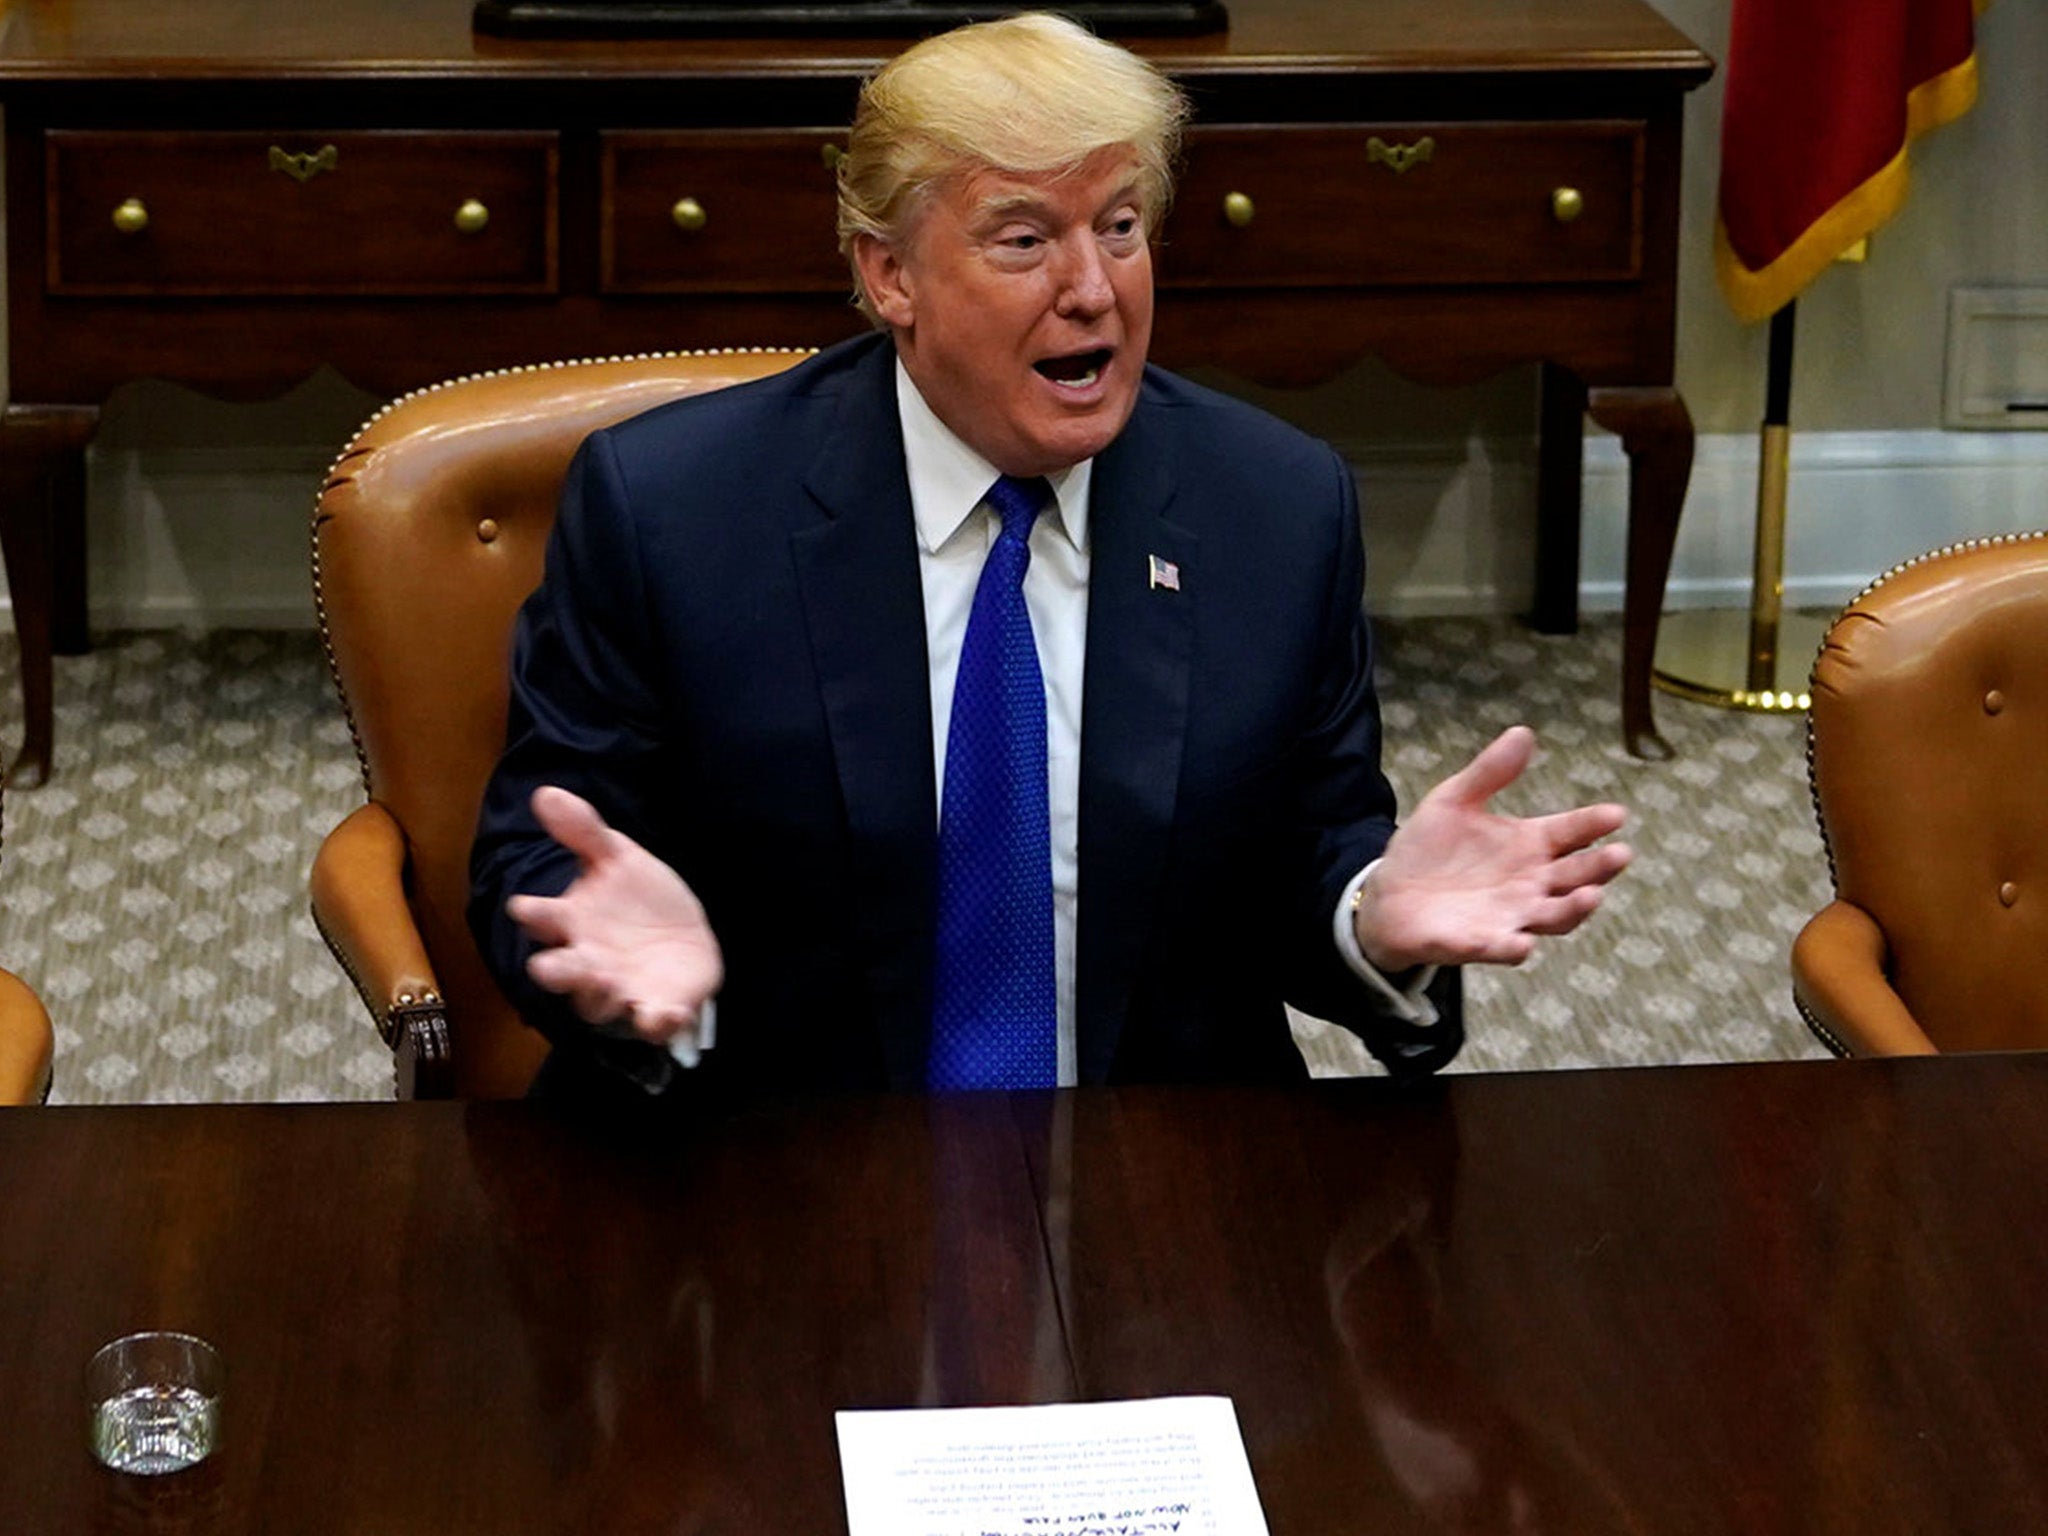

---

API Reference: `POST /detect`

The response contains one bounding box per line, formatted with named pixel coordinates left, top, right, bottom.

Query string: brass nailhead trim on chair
left=1795, top=529, right=2048, bottom=1059
left=476, top=518, right=500, bottom=544
left=1804, top=529, right=2048, bottom=900
left=1795, top=991, right=1851, bottom=1059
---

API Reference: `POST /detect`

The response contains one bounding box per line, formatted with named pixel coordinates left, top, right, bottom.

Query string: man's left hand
left=1353, top=725, right=1631, bottom=973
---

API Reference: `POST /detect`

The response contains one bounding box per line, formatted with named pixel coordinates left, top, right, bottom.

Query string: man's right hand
left=505, top=786, right=725, bottom=1044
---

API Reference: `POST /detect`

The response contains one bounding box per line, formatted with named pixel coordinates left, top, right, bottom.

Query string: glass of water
left=87, top=1332, right=223, bottom=1475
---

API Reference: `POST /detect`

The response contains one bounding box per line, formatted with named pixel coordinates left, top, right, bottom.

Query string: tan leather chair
left=1794, top=532, right=2048, bottom=1056
left=311, top=350, right=812, bottom=1098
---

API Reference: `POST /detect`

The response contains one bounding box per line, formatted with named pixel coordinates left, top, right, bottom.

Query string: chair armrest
left=1791, top=899, right=1937, bottom=1057
left=0, top=968, right=53, bottom=1105
left=309, top=802, right=454, bottom=1098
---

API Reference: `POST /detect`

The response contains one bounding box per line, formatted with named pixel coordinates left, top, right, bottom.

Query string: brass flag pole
left=1652, top=300, right=1827, bottom=714
left=1669, top=0, right=1982, bottom=720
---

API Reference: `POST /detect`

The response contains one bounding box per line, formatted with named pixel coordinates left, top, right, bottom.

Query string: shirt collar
left=895, top=355, right=1090, bottom=557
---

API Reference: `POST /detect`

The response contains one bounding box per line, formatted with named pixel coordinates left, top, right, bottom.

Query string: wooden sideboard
left=0, top=0, right=1711, bottom=784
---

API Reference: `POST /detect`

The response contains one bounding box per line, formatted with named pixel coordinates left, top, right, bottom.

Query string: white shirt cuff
left=666, top=997, right=717, bottom=1068
left=1334, top=860, right=1439, bottom=1027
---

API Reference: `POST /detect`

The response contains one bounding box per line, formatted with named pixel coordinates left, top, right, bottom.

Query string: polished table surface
left=6, top=1057, right=2047, bottom=1532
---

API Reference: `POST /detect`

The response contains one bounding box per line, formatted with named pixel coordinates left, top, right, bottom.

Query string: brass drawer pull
left=111, top=198, right=150, bottom=235
left=1367, top=136, right=1434, bottom=175
left=1222, top=190, right=1254, bottom=228
left=268, top=144, right=338, bottom=183
left=820, top=143, right=844, bottom=171
left=1551, top=186, right=1585, bottom=223
left=671, top=196, right=708, bottom=233
left=454, top=198, right=490, bottom=235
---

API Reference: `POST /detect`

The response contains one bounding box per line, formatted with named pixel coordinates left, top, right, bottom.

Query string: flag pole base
left=1651, top=607, right=1830, bottom=713
left=1651, top=302, right=1818, bottom=717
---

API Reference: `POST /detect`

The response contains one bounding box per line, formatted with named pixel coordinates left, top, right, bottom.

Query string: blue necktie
left=928, top=474, right=1058, bottom=1091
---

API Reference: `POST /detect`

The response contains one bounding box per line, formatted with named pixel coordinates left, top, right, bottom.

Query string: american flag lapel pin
left=1147, top=553, right=1181, bottom=592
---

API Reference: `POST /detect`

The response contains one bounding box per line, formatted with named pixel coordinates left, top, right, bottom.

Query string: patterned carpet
left=0, top=618, right=1831, bottom=1105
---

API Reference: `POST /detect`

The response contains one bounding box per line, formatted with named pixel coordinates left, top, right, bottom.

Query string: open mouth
left=1033, top=348, right=1113, bottom=390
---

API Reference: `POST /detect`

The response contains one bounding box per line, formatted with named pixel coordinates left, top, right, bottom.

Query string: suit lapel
left=1076, top=394, right=1197, bottom=1083
left=790, top=343, right=937, bottom=1089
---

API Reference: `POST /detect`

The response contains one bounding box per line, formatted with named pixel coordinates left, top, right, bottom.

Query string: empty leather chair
left=310, top=350, right=811, bottom=1097
left=1794, top=532, right=2048, bottom=1055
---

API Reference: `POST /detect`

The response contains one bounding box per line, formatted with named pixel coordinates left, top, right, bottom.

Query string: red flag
left=1715, top=0, right=1982, bottom=322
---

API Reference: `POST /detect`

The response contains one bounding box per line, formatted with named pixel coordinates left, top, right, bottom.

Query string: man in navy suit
left=468, top=13, right=1631, bottom=1105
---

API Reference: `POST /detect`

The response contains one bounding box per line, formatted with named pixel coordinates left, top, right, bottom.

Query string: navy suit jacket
left=469, top=333, right=1461, bottom=1101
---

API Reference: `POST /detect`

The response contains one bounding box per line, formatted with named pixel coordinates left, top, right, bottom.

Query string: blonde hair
left=836, top=12, right=1189, bottom=319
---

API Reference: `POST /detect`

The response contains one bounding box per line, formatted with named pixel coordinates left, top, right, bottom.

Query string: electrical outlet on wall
left=1945, top=287, right=2048, bottom=429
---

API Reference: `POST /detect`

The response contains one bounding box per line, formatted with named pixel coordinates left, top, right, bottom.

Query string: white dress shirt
left=894, top=360, right=1433, bottom=1087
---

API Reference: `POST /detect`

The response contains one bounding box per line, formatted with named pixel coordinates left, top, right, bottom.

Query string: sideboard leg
left=1532, top=363, right=1587, bottom=636
left=1586, top=386, right=1693, bottom=761
left=0, top=404, right=101, bottom=785
left=52, top=450, right=91, bottom=656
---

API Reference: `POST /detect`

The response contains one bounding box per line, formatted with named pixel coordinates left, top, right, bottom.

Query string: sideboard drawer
left=47, top=130, right=558, bottom=296
left=602, top=130, right=849, bottom=294
left=1161, top=122, right=1644, bottom=288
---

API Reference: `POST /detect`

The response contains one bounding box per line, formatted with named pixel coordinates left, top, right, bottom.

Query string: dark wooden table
left=5, top=1058, right=2048, bottom=1532
left=0, top=0, right=1710, bottom=784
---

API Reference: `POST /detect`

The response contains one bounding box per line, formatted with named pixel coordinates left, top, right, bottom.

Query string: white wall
left=2, top=0, right=2043, bottom=630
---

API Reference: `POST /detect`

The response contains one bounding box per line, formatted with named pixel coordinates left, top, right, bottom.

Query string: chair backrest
left=1807, top=532, right=2048, bottom=1051
left=314, top=350, right=812, bottom=1097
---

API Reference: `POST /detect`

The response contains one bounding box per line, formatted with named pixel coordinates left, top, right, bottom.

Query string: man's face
left=855, top=147, right=1155, bottom=478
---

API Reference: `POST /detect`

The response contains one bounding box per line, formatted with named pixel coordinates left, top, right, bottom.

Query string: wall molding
left=1339, top=426, right=2048, bottom=619
left=1581, top=428, right=2048, bottom=613
left=75, top=444, right=334, bottom=631
left=1330, top=433, right=1539, bottom=619
left=1, top=429, right=2045, bottom=630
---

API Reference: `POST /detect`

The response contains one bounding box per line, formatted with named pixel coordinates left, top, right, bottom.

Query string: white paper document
left=835, top=1395, right=1271, bottom=1536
